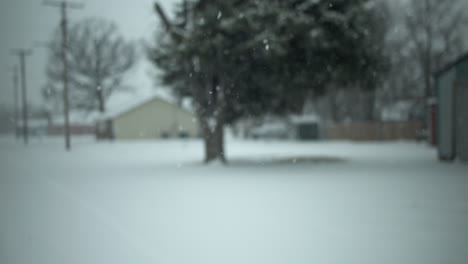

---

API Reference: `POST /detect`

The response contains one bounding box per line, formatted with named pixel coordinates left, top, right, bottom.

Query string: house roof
left=289, top=114, right=321, bottom=124
left=100, top=95, right=194, bottom=120
left=434, top=51, right=468, bottom=78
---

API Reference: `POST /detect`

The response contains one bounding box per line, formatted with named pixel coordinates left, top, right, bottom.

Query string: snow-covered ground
left=1, top=136, right=467, bottom=264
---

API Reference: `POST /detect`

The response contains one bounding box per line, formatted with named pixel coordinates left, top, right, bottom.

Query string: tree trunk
left=203, top=120, right=226, bottom=163
left=364, top=91, right=376, bottom=121
left=97, top=90, right=105, bottom=113
left=424, top=67, right=432, bottom=98
left=199, top=102, right=226, bottom=164
left=328, top=88, right=339, bottom=122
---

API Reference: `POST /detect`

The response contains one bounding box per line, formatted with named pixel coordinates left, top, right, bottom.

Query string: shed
left=289, top=115, right=323, bottom=140
left=434, top=52, right=468, bottom=162
left=96, top=96, right=199, bottom=140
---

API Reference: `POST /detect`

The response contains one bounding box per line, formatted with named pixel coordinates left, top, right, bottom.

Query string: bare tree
left=46, top=17, right=136, bottom=113
left=404, top=0, right=468, bottom=98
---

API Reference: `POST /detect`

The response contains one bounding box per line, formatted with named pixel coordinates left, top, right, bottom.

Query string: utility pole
left=12, top=66, right=19, bottom=138
left=44, top=1, right=83, bottom=151
left=11, top=49, right=32, bottom=145
left=6, top=66, right=20, bottom=138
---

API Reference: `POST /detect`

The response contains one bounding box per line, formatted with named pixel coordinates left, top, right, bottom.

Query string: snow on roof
left=101, top=95, right=162, bottom=120
left=435, top=50, right=468, bottom=77
left=99, top=94, right=193, bottom=121
left=289, top=114, right=321, bottom=124
left=251, top=122, right=288, bottom=134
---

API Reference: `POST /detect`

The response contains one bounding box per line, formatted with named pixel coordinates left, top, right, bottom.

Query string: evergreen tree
left=149, top=0, right=388, bottom=163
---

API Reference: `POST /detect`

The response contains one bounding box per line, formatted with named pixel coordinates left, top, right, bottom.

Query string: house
left=96, top=96, right=199, bottom=140
left=434, top=52, right=468, bottom=162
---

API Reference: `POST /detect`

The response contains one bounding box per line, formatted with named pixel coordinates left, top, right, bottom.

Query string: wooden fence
left=327, top=121, right=424, bottom=141
left=48, top=124, right=95, bottom=136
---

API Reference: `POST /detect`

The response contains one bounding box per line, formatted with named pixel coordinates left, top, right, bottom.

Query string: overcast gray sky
left=1, top=0, right=467, bottom=111
left=0, top=0, right=179, bottom=109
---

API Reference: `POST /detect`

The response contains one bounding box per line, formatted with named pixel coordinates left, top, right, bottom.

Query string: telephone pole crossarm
left=44, top=1, right=84, bottom=9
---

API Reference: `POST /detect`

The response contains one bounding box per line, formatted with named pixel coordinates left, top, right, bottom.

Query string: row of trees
left=38, top=0, right=467, bottom=163
left=377, top=0, right=467, bottom=122
left=148, top=0, right=467, bottom=163
left=403, top=0, right=467, bottom=99
left=320, top=0, right=468, bottom=123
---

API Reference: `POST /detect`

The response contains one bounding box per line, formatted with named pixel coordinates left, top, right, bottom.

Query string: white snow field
left=1, top=136, right=467, bottom=264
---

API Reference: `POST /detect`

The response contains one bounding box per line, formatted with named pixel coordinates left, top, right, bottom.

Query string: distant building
left=96, top=96, right=199, bottom=140
left=48, top=112, right=97, bottom=136
left=380, top=100, right=425, bottom=122
left=434, top=52, right=468, bottom=162
left=248, top=122, right=289, bottom=139
left=289, top=115, right=323, bottom=140
left=246, top=114, right=323, bottom=140
left=15, top=113, right=96, bottom=137
left=16, top=119, right=50, bottom=137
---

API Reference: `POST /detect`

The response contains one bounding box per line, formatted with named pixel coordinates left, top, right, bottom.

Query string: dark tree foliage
left=149, top=0, right=388, bottom=163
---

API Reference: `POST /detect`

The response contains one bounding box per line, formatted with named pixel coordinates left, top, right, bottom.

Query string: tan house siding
left=112, top=98, right=199, bottom=139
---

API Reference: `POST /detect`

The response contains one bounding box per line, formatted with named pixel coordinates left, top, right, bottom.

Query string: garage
left=435, top=52, right=468, bottom=162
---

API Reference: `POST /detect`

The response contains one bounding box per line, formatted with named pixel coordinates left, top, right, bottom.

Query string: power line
left=44, top=1, right=84, bottom=151
left=10, top=49, right=32, bottom=145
